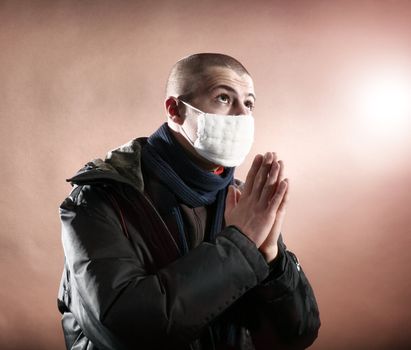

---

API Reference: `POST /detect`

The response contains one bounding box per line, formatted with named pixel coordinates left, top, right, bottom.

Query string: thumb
left=225, top=185, right=236, bottom=219
left=234, top=187, right=242, bottom=203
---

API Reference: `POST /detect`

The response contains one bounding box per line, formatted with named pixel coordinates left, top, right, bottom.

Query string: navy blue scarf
left=141, top=123, right=234, bottom=254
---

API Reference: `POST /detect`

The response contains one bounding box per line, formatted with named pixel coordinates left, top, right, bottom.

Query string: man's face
left=183, top=66, right=256, bottom=117
left=170, top=66, right=256, bottom=169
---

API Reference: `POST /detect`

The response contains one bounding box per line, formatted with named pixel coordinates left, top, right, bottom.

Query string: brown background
left=1, top=0, right=411, bottom=349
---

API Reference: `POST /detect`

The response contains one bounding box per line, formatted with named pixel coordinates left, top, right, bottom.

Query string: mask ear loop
left=180, top=123, right=196, bottom=146
left=178, top=99, right=204, bottom=146
left=179, top=99, right=204, bottom=114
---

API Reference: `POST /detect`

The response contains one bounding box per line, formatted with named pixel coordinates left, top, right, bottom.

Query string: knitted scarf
left=141, top=123, right=234, bottom=254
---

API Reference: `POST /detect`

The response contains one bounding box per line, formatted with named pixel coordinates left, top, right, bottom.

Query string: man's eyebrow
left=209, top=84, right=256, bottom=101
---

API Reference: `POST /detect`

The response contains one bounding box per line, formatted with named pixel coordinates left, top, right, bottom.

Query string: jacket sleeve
left=245, top=235, right=321, bottom=349
left=59, top=184, right=271, bottom=349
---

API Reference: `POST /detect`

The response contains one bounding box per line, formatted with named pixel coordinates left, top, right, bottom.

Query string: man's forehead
left=197, top=66, right=255, bottom=95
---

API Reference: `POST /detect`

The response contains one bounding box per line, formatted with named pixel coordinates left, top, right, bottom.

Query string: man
left=58, top=53, right=320, bottom=350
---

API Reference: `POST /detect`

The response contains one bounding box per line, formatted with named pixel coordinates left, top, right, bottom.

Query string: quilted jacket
left=57, top=137, right=320, bottom=349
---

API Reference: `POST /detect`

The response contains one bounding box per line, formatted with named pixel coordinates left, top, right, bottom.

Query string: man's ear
left=165, top=97, right=184, bottom=125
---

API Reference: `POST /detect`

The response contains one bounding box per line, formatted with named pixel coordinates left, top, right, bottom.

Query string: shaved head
left=166, top=53, right=250, bottom=101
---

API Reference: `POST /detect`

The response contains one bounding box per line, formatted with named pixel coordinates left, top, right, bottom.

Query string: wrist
left=260, top=244, right=279, bottom=263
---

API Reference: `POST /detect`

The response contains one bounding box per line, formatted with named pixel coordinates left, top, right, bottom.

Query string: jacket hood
left=67, top=137, right=147, bottom=192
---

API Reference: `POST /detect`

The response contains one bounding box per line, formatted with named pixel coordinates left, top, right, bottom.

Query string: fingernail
left=254, top=154, right=262, bottom=163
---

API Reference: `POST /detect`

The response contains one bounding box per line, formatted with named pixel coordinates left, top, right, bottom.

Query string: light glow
left=346, top=66, right=411, bottom=168
left=355, top=71, right=411, bottom=135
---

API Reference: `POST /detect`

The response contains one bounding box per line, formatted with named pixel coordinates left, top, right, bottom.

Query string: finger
left=277, top=179, right=289, bottom=213
left=273, top=160, right=285, bottom=194
left=257, top=152, right=279, bottom=202
left=224, top=185, right=236, bottom=219
left=269, top=179, right=288, bottom=212
left=263, top=201, right=286, bottom=251
left=269, top=181, right=289, bottom=235
left=234, top=187, right=242, bottom=204
left=252, top=152, right=275, bottom=198
left=270, top=153, right=280, bottom=184
left=277, top=160, right=285, bottom=183
left=267, top=185, right=289, bottom=245
left=259, top=160, right=280, bottom=203
left=243, top=154, right=263, bottom=196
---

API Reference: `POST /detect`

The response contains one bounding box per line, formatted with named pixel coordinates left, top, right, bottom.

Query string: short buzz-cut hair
left=166, top=53, right=251, bottom=101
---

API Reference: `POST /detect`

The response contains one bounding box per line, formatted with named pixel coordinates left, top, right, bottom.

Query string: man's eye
left=245, top=101, right=254, bottom=111
left=217, top=94, right=230, bottom=104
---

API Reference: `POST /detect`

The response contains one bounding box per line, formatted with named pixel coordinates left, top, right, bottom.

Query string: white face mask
left=179, top=100, right=254, bottom=167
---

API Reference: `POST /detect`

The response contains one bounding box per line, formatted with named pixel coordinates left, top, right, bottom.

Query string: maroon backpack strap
left=103, top=184, right=181, bottom=270
left=104, top=188, right=130, bottom=240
